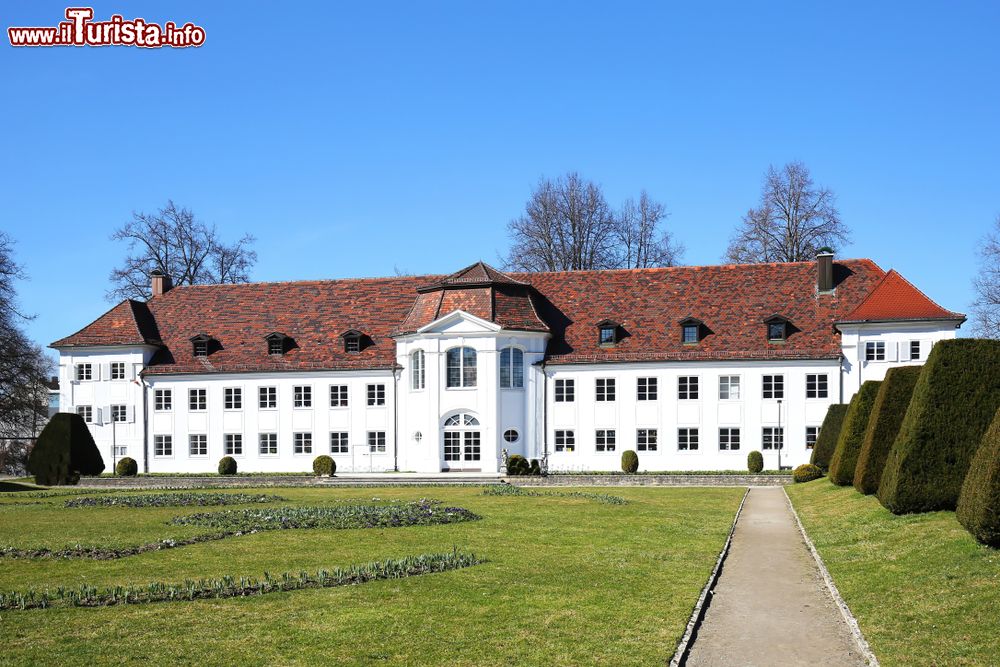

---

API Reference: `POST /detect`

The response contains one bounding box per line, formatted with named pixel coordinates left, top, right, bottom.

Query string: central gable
left=417, top=310, right=502, bottom=335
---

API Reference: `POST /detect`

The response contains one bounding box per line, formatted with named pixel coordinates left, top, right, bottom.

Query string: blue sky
left=2, top=1, right=998, bottom=357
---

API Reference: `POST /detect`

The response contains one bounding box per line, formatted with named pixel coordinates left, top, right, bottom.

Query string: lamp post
left=777, top=398, right=783, bottom=471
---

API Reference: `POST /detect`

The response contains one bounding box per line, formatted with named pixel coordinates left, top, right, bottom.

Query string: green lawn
left=787, top=480, right=1000, bottom=667
left=0, top=486, right=743, bottom=666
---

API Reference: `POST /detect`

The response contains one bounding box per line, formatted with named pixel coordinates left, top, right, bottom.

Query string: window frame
left=224, top=433, right=243, bottom=456
left=293, top=432, right=313, bottom=455
left=595, top=428, right=616, bottom=453
left=367, top=431, right=386, bottom=453
left=637, top=428, right=658, bottom=452
left=75, top=363, right=92, bottom=381
left=678, top=376, right=700, bottom=400
left=330, top=432, right=349, bottom=454
left=865, top=341, right=886, bottom=362
left=293, top=385, right=312, bottom=409
left=909, top=340, right=921, bottom=361
left=503, top=429, right=520, bottom=444
left=446, top=346, right=478, bottom=389
left=329, top=384, right=349, bottom=408
left=762, top=426, right=785, bottom=450
left=154, top=389, right=172, bottom=412
left=411, top=349, right=425, bottom=391
left=554, top=429, right=576, bottom=453
left=224, top=387, right=243, bottom=410
left=109, top=361, right=126, bottom=381
left=499, top=347, right=524, bottom=389
left=637, top=377, right=658, bottom=401
left=76, top=405, right=93, bottom=423
left=188, top=434, right=208, bottom=458
left=554, top=378, right=575, bottom=403
left=762, top=374, right=784, bottom=400
left=595, top=378, right=616, bottom=402
left=110, top=404, right=127, bottom=423
left=678, top=427, right=700, bottom=451
left=806, top=374, right=828, bottom=399
left=188, top=388, right=207, bottom=412
left=719, top=375, right=741, bottom=400
left=805, top=426, right=820, bottom=450
left=259, top=386, right=277, bottom=410
left=719, top=427, right=741, bottom=451
left=153, top=434, right=173, bottom=457
left=366, top=383, right=386, bottom=407
left=598, top=326, right=617, bottom=346
left=259, top=433, right=278, bottom=456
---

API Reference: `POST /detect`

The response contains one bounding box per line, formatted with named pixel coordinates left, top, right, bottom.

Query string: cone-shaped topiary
left=218, top=456, right=238, bottom=475
left=506, top=454, right=529, bottom=476
left=957, top=407, right=1000, bottom=546
left=828, top=381, right=882, bottom=486
left=621, top=450, right=639, bottom=474
left=854, top=367, right=921, bottom=495
left=115, top=457, right=138, bottom=477
left=879, top=339, right=1000, bottom=514
left=747, top=450, right=763, bottom=473
left=312, top=455, right=335, bottom=476
left=26, top=413, right=105, bottom=486
left=529, top=459, right=542, bottom=475
left=793, top=463, right=823, bottom=483
left=811, top=404, right=851, bottom=472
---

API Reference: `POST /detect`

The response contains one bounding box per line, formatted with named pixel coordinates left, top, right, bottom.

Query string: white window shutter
left=887, top=342, right=898, bottom=362
left=95, top=407, right=104, bottom=424
left=102, top=363, right=111, bottom=380
left=126, top=405, right=135, bottom=423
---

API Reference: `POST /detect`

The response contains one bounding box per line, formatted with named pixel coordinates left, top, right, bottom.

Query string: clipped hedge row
left=853, top=366, right=921, bottom=495
left=810, top=404, right=850, bottom=472
left=828, top=381, right=881, bottom=486
left=957, top=407, right=1000, bottom=546
left=879, top=339, right=1000, bottom=514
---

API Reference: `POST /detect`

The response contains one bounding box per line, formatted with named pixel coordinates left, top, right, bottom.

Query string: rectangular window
left=76, top=405, right=92, bottom=423
left=110, top=362, right=126, bottom=380
left=293, top=385, right=312, bottom=408
left=293, top=432, right=313, bottom=454
left=75, top=363, right=92, bottom=381
left=154, top=434, right=172, bottom=457
left=762, top=375, right=784, bottom=399
left=909, top=340, right=921, bottom=361
left=367, top=384, right=385, bottom=406
left=554, top=429, right=575, bottom=452
left=330, top=432, right=349, bottom=454
left=719, top=427, right=740, bottom=451
left=678, top=428, right=699, bottom=451
left=763, top=426, right=784, bottom=450
left=554, top=379, right=575, bottom=402
left=111, top=404, right=127, bottom=423
left=719, top=375, right=741, bottom=400
left=154, top=389, right=172, bottom=411
left=678, top=376, right=699, bottom=400
left=259, top=386, right=277, bottom=409
left=259, top=433, right=278, bottom=456
left=224, top=434, right=243, bottom=456
left=865, top=341, right=886, bottom=361
left=189, top=389, right=207, bottom=411
left=637, top=377, right=658, bottom=401
left=330, top=385, right=349, bottom=407
left=599, top=326, right=616, bottom=345
left=637, top=428, right=658, bottom=452
left=189, top=434, right=207, bottom=457
left=682, top=324, right=699, bottom=343
left=806, top=374, right=828, bottom=399
left=805, top=426, right=819, bottom=450
left=595, top=429, right=616, bottom=452
left=224, top=387, right=242, bottom=410
left=367, top=431, right=386, bottom=453
left=595, top=378, right=616, bottom=402
left=345, top=336, right=361, bottom=354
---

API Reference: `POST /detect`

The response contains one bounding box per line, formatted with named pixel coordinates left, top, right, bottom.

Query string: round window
left=503, top=429, right=519, bottom=443
left=413, top=431, right=423, bottom=442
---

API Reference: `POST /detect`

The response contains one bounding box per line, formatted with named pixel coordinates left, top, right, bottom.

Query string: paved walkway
left=685, top=487, right=868, bottom=667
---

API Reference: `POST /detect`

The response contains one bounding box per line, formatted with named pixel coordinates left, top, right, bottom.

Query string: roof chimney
left=816, top=251, right=834, bottom=293
left=151, top=270, right=173, bottom=297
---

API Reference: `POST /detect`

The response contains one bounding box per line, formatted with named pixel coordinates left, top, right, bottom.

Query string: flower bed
left=482, top=484, right=627, bottom=505
left=64, top=492, right=285, bottom=509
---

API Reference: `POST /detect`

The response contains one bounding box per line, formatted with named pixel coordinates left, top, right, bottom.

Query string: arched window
left=499, top=347, right=524, bottom=388
left=444, top=413, right=480, bottom=427
left=446, top=347, right=477, bottom=388
left=410, top=349, right=425, bottom=390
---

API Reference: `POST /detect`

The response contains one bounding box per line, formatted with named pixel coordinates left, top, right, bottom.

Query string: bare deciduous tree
left=505, top=174, right=682, bottom=272
left=725, top=162, right=850, bottom=263
left=972, top=215, right=1000, bottom=338
left=107, top=201, right=257, bottom=301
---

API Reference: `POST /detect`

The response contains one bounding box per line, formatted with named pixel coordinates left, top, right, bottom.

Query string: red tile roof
left=837, top=269, right=965, bottom=324
left=51, top=259, right=960, bottom=374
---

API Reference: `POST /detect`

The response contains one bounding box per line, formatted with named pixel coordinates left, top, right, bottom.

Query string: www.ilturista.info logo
left=8, top=7, right=205, bottom=48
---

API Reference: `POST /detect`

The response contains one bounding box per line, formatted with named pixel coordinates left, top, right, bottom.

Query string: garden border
left=668, top=486, right=750, bottom=666
left=783, top=486, right=879, bottom=667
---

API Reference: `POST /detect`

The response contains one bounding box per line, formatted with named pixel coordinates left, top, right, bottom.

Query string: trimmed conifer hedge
left=828, top=380, right=882, bottom=486
left=621, top=450, right=639, bottom=474
left=810, top=403, right=850, bottom=472
left=878, top=339, right=1000, bottom=514
left=956, top=407, right=1000, bottom=546
left=26, top=413, right=105, bottom=486
left=853, top=366, right=921, bottom=495
left=747, top=450, right=763, bottom=473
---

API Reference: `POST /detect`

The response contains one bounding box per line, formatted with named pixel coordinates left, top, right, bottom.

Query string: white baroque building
left=52, top=256, right=964, bottom=474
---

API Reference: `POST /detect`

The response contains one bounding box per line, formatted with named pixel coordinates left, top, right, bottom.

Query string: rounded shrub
left=621, top=450, right=639, bottom=474
left=957, top=407, right=1000, bottom=546
left=506, top=454, right=529, bottom=476
left=312, top=455, right=335, bottom=476
left=879, top=339, right=1000, bottom=514
left=829, top=380, right=882, bottom=486
left=529, top=459, right=542, bottom=476
left=115, top=457, right=138, bottom=477
left=854, top=366, right=921, bottom=495
left=26, top=412, right=105, bottom=486
left=747, top=450, right=763, bottom=474
left=793, top=463, right=823, bottom=483
left=218, top=456, right=238, bottom=476
left=811, top=403, right=851, bottom=472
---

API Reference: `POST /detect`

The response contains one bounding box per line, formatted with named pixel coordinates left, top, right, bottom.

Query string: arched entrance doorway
left=442, top=412, right=481, bottom=472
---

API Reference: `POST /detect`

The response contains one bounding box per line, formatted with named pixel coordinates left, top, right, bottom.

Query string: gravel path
left=685, top=487, right=869, bottom=666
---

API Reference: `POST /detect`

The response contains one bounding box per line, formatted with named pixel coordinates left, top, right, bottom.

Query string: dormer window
left=763, top=315, right=791, bottom=342
left=265, top=332, right=291, bottom=356
left=679, top=317, right=704, bottom=344
left=190, top=334, right=212, bottom=357
left=340, top=329, right=365, bottom=354
left=596, top=319, right=620, bottom=347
